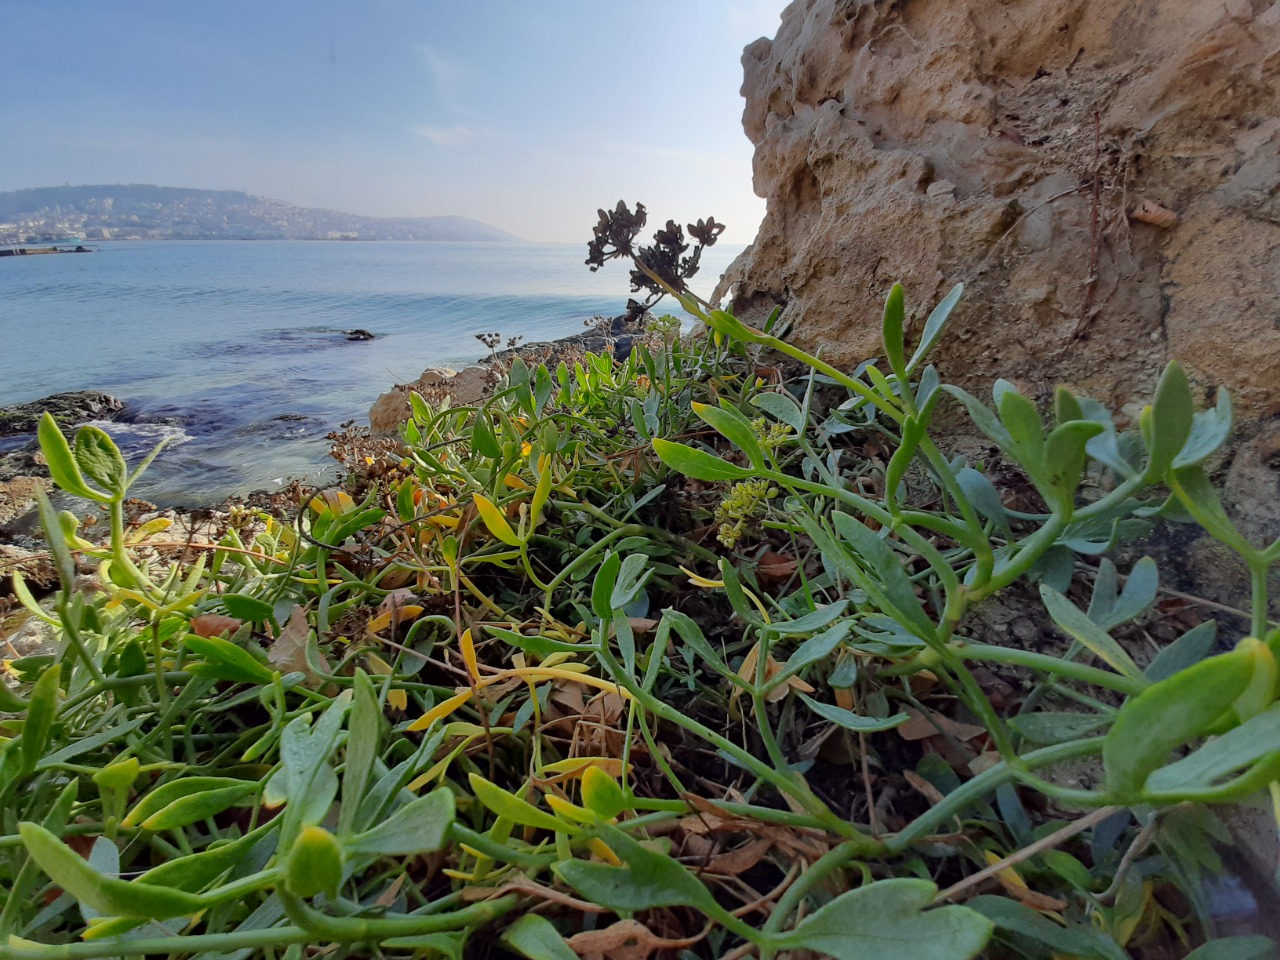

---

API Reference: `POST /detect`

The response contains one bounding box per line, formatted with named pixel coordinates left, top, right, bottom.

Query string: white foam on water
left=81, top=419, right=194, bottom=454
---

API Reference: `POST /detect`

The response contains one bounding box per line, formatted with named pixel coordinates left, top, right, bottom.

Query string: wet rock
left=0, top=391, right=124, bottom=437
left=344, top=329, right=376, bottom=342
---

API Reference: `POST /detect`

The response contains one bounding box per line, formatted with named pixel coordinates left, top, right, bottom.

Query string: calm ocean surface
left=0, top=240, right=743, bottom=504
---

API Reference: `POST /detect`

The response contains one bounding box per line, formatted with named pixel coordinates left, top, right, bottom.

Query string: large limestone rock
left=719, top=0, right=1280, bottom=417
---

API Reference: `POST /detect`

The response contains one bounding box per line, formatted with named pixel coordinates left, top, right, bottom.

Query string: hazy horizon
left=0, top=1, right=785, bottom=244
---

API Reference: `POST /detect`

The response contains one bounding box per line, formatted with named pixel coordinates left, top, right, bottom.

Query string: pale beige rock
left=368, top=367, right=459, bottom=438
left=0, top=476, right=51, bottom=527
left=449, top=366, right=490, bottom=406
left=719, top=0, right=1280, bottom=418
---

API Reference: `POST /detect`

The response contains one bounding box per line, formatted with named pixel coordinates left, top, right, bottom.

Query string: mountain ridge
left=0, top=184, right=519, bottom=242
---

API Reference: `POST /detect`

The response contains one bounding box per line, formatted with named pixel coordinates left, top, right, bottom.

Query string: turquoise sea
left=0, top=240, right=743, bottom=504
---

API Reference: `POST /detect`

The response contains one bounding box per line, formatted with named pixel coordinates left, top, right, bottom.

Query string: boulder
left=717, top=0, right=1280, bottom=417
left=369, top=367, right=460, bottom=438
left=0, top=391, right=124, bottom=437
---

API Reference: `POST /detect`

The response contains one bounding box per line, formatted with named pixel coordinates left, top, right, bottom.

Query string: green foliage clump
left=0, top=204, right=1277, bottom=959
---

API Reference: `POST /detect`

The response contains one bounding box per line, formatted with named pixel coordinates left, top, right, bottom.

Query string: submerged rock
left=0, top=391, right=124, bottom=437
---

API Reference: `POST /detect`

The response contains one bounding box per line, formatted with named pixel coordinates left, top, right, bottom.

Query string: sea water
left=0, top=240, right=743, bottom=504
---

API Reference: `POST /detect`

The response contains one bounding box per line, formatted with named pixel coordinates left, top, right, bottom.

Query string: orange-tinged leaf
left=473, top=494, right=522, bottom=546
left=406, top=689, right=473, bottom=731
left=504, top=474, right=531, bottom=490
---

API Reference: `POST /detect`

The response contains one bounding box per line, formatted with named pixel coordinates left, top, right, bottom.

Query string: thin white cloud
left=412, top=125, right=477, bottom=147
left=412, top=44, right=462, bottom=102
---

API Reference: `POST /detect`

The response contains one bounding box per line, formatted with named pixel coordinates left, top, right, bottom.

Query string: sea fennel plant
left=1, top=206, right=1278, bottom=959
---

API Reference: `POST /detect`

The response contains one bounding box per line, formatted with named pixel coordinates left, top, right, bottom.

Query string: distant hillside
left=0, top=185, right=519, bottom=242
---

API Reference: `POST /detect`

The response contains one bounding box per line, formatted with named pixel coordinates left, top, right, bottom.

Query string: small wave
left=81, top=419, right=193, bottom=456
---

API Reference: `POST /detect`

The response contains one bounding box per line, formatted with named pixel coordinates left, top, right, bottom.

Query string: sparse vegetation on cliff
left=0, top=205, right=1276, bottom=960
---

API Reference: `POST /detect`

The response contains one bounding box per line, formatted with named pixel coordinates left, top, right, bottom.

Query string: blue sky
left=0, top=1, right=784, bottom=242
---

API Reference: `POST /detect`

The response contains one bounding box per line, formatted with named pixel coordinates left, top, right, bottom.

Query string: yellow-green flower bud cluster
left=715, top=477, right=778, bottom=548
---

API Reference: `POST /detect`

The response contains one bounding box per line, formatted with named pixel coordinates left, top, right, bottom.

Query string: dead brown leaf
left=898, top=707, right=986, bottom=743
left=191, top=614, right=242, bottom=638
left=268, top=607, right=330, bottom=688
left=567, top=919, right=704, bottom=960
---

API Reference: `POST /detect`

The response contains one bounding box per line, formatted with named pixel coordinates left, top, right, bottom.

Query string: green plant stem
left=448, top=823, right=551, bottom=868
left=762, top=839, right=865, bottom=939
left=887, top=737, right=1105, bottom=851
left=594, top=637, right=880, bottom=851
left=1249, top=557, right=1270, bottom=638
left=278, top=890, right=517, bottom=942
left=953, top=643, right=1146, bottom=695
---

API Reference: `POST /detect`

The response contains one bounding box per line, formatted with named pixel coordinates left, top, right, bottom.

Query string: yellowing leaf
left=587, top=837, right=623, bottom=866
left=366, top=605, right=425, bottom=634
left=473, top=494, right=522, bottom=546
left=406, top=689, right=473, bottom=731
left=504, top=474, right=531, bottom=490
left=459, top=628, right=480, bottom=683
left=364, top=653, right=408, bottom=711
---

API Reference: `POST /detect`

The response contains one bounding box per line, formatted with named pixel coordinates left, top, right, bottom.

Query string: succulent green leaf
left=1183, top=937, right=1277, bottom=960
left=907, top=283, right=964, bottom=373
left=591, top=552, right=621, bottom=620
left=19, top=822, right=205, bottom=919
left=1008, top=712, right=1112, bottom=745
left=1054, top=386, right=1084, bottom=426
left=183, top=635, right=276, bottom=686
left=1145, top=703, right=1280, bottom=797
left=798, top=694, right=910, bottom=732
left=123, top=777, right=257, bottom=829
left=771, top=878, right=991, bottom=960
left=472, top=414, right=502, bottom=459
left=1145, top=361, right=1195, bottom=479
left=752, top=391, right=805, bottom=433
left=1104, top=647, right=1255, bottom=799
left=502, top=915, right=579, bottom=960
left=1043, top=420, right=1104, bottom=509
left=1146, top=621, right=1216, bottom=682
left=774, top=621, right=854, bottom=684
left=20, top=663, right=61, bottom=778
left=692, top=401, right=765, bottom=468
left=881, top=282, right=907, bottom=380
left=831, top=512, right=936, bottom=640
left=652, top=438, right=752, bottom=481
left=141, top=784, right=258, bottom=831
left=580, top=767, right=627, bottom=819
left=553, top=823, right=720, bottom=915
left=469, top=773, right=582, bottom=836
left=1168, top=465, right=1255, bottom=557
left=339, top=669, right=381, bottom=835
left=73, top=425, right=128, bottom=498
left=968, top=896, right=1128, bottom=960
left=1039, top=585, right=1146, bottom=684
left=37, top=413, right=110, bottom=501
left=344, top=788, right=455, bottom=856
left=1174, top=387, right=1233, bottom=469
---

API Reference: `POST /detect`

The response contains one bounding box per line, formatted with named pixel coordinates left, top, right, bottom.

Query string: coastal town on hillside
left=0, top=185, right=514, bottom=243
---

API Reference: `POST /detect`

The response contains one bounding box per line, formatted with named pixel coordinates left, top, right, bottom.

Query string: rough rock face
left=719, top=0, right=1280, bottom=418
